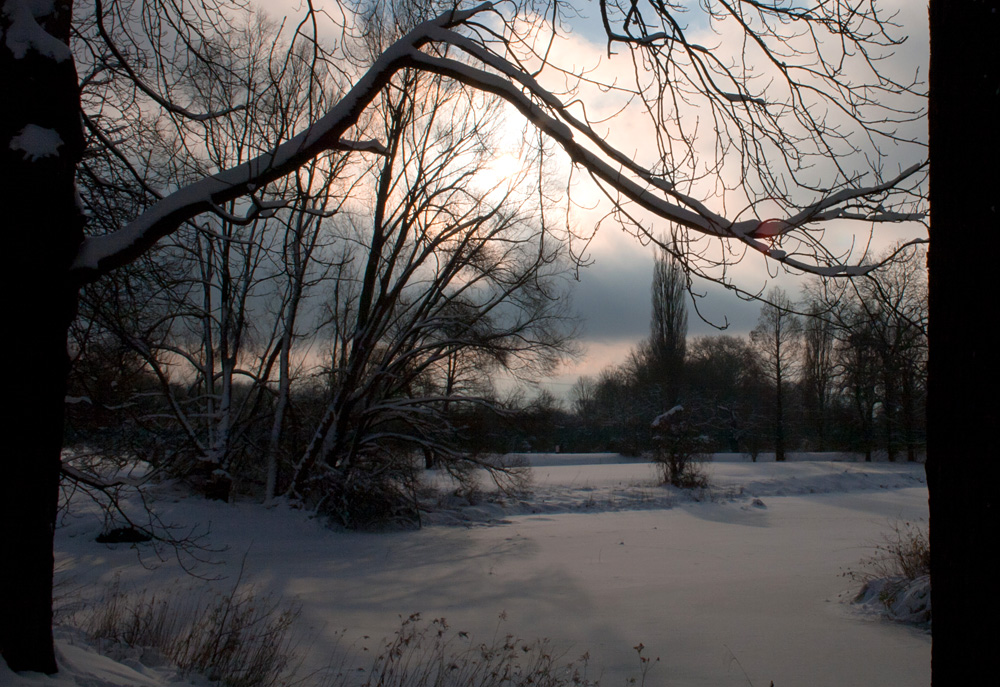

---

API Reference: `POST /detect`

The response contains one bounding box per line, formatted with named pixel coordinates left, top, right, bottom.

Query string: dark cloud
left=572, top=251, right=653, bottom=341
left=570, top=248, right=763, bottom=350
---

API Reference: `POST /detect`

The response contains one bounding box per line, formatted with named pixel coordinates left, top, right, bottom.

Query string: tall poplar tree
left=648, top=246, right=688, bottom=405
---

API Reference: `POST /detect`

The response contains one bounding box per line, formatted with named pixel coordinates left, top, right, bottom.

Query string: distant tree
left=591, top=364, right=651, bottom=456
left=567, top=375, right=600, bottom=449
left=836, top=310, right=880, bottom=460
left=750, top=289, right=802, bottom=461
left=569, top=375, right=598, bottom=421
left=519, top=389, right=566, bottom=452
left=647, top=246, right=688, bottom=405
left=799, top=298, right=837, bottom=449
left=858, top=248, right=928, bottom=462
left=808, top=246, right=927, bottom=460
left=686, top=335, right=765, bottom=456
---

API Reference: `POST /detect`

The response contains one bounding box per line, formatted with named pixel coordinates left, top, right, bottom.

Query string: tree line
left=505, top=245, right=927, bottom=462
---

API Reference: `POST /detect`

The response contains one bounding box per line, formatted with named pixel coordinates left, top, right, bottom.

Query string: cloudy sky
left=259, top=0, right=929, bottom=399
left=527, top=0, right=930, bottom=397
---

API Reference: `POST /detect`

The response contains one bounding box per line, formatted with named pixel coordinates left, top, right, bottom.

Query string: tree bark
left=0, top=1, right=83, bottom=673
left=927, top=1, right=1000, bottom=683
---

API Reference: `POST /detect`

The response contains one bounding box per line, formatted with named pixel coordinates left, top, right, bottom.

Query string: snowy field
left=2, top=453, right=931, bottom=687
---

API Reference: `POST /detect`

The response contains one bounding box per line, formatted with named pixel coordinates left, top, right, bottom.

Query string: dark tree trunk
left=882, top=366, right=897, bottom=461
left=927, top=1, right=1000, bottom=684
left=774, top=373, right=786, bottom=462
left=901, top=368, right=918, bottom=463
left=0, top=1, right=84, bottom=674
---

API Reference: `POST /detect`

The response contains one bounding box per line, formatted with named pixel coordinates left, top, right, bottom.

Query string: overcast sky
left=539, top=220, right=770, bottom=397
left=258, top=0, right=929, bottom=400
left=531, top=0, right=930, bottom=398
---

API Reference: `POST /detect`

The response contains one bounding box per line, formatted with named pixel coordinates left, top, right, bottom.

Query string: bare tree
left=806, top=245, right=927, bottom=460
left=2, top=0, right=938, bottom=675
left=750, top=288, right=802, bottom=461
left=586, top=363, right=651, bottom=455
left=858, top=248, right=928, bottom=462
left=73, top=15, right=355, bottom=502
left=799, top=298, right=837, bottom=449
left=604, top=248, right=690, bottom=452
left=836, top=310, right=881, bottom=461
left=686, top=335, right=765, bottom=456
left=569, top=375, right=598, bottom=421
left=281, top=67, right=578, bottom=526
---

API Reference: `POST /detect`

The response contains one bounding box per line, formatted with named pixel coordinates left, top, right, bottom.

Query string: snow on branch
left=334, top=138, right=389, bottom=155
left=3, top=0, right=73, bottom=61
left=70, top=4, right=490, bottom=280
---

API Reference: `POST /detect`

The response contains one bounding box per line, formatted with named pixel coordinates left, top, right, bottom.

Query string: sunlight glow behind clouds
left=252, top=0, right=929, bottom=393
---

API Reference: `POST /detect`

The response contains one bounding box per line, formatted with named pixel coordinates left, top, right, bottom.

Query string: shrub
left=849, top=520, right=930, bottom=582
left=846, top=520, right=931, bottom=625
left=320, top=452, right=532, bottom=530
left=324, top=469, right=422, bottom=531
left=650, top=406, right=710, bottom=488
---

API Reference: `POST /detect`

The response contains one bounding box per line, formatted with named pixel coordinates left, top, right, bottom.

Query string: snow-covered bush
left=853, top=575, right=931, bottom=626
left=319, top=456, right=423, bottom=531
left=650, top=406, right=710, bottom=488
left=847, top=520, right=931, bottom=626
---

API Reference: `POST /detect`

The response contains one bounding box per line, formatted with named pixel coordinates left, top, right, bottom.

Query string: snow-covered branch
left=70, top=4, right=493, bottom=280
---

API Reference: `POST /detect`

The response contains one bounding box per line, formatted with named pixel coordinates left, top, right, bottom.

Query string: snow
left=853, top=575, right=932, bottom=626
left=1, top=453, right=930, bottom=687
left=9, top=124, right=63, bottom=161
left=2, top=0, right=72, bottom=62
left=651, top=405, right=683, bottom=429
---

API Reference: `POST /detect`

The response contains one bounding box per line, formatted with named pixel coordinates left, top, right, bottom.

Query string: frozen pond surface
left=6, top=453, right=930, bottom=686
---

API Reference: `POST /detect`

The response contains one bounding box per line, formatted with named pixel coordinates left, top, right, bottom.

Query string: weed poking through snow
left=323, top=613, right=604, bottom=687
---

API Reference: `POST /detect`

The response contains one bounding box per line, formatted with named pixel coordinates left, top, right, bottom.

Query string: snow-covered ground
left=2, top=453, right=931, bottom=687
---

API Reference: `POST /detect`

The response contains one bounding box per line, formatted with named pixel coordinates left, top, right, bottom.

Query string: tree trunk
left=882, top=362, right=898, bottom=461
left=927, top=1, right=1000, bottom=684
left=0, top=1, right=83, bottom=673
left=265, top=324, right=295, bottom=502
left=901, top=368, right=917, bottom=463
left=774, top=369, right=786, bottom=462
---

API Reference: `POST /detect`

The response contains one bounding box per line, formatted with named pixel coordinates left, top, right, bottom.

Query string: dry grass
left=81, top=574, right=299, bottom=687
left=77, top=585, right=648, bottom=687
left=320, top=613, right=604, bottom=687
left=848, top=520, right=930, bottom=583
